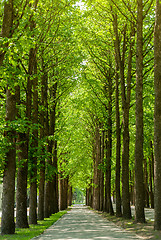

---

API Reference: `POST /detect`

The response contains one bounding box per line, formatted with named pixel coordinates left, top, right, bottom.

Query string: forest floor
left=94, top=205, right=161, bottom=240
left=32, top=205, right=154, bottom=240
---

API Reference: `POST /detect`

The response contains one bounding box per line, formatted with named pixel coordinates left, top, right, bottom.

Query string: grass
left=0, top=210, right=67, bottom=240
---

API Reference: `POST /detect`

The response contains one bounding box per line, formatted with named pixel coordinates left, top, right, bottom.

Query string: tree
left=0, top=0, right=13, bottom=66
left=154, top=0, right=161, bottom=231
left=1, top=0, right=17, bottom=234
left=112, top=13, right=133, bottom=219
left=135, top=0, right=145, bottom=223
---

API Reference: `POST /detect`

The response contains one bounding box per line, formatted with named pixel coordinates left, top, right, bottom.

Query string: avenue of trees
left=1, top=0, right=161, bottom=235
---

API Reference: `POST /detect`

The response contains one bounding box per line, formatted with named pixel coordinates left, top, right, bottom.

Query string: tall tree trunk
left=44, top=80, right=57, bottom=217
left=16, top=133, right=29, bottom=228
left=29, top=50, right=38, bottom=225
left=44, top=176, right=52, bottom=218
left=1, top=88, right=16, bottom=234
left=154, top=0, right=161, bottom=230
left=15, top=85, right=29, bottom=228
left=135, top=0, right=145, bottom=223
left=100, top=130, right=104, bottom=211
left=1, top=1, right=15, bottom=235
left=0, top=0, right=13, bottom=66
left=144, top=159, right=149, bottom=208
left=130, top=170, right=134, bottom=206
left=68, top=186, right=73, bottom=206
left=150, top=140, right=154, bottom=183
left=112, top=14, right=132, bottom=219
left=93, top=125, right=101, bottom=210
left=59, top=176, right=68, bottom=210
left=149, top=157, right=154, bottom=208
left=52, top=141, right=59, bottom=213
left=104, top=72, right=114, bottom=215
left=105, top=131, right=114, bottom=215
left=50, top=141, right=59, bottom=214
left=38, top=60, right=48, bottom=220
left=115, top=60, right=122, bottom=217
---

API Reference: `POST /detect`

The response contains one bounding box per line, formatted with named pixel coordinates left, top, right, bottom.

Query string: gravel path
left=34, top=205, right=142, bottom=240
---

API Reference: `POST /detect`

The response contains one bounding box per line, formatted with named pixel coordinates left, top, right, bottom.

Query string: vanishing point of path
left=34, top=205, right=141, bottom=240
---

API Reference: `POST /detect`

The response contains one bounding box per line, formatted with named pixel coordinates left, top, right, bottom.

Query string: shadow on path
left=34, top=205, right=142, bottom=240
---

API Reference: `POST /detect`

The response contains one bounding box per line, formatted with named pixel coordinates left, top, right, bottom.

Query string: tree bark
left=154, top=0, right=161, bottom=230
left=16, top=133, right=29, bottom=228
left=15, top=85, right=29, bottom=228
left=135, top=0, right=145, bottom=223
left=51, top=141, right=59, bottom=213
left=29, top=50, right=38, bottom=225
left=38, top=60, right=48, bottom=220
left=149, top=156, right=154, bottom=208
left=1, top=88, right=16, bottom=235
left=93, top=124, right=101, bottom=210
left=44, top=80, right=57, bottom=216
left=144, top=159, right=149, bottom=208
left=104, top=131, right=114, bottom=215
left=112, top=14, right=133, bottom=218
left=100, top=130, right=104, bottom=211
left=0, top=0, right=13, bottom=66
left=68, top=186, right=73, bottom=206
left=104, top=72, right=114, bottom=215
left=115, top=60, right=122, bottom=217
left=59, top=176, right=68, bottom=210
left=1, top=4, right=15, bottom=233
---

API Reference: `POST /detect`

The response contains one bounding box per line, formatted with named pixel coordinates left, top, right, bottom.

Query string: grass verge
left=96, top=210, right=161, bottom=240
left=0, top=210, right=67, bottom=240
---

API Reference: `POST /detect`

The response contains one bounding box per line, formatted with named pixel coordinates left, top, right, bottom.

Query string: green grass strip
left=0, top=210, right=67, bottom=240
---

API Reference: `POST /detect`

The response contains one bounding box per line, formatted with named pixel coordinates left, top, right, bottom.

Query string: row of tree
left=1, top=0, right=161, bottom=235
left=0, top=0, right=83, bottom=235
left=77, top=0, right=161, bottom=231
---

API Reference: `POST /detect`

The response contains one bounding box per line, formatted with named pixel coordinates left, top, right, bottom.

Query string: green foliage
left=0, top=0, right=156, bottom=208
left=73, top=188, right=85, bottom=203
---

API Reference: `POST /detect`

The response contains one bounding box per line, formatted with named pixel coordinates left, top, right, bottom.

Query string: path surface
left=34, top=205, right=141, bottom=240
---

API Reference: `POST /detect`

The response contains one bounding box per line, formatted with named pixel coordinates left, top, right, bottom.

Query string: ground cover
left=0, top=211, right=67, bottom=240
left=97, top=211, right=161, bottom=240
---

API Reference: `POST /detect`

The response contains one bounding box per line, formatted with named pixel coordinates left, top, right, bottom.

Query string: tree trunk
left=59, top=176, right=68, bottom=210
left=29, top=50, right=38, bottom=225
left=51, top=141, right=59, bottom=213
left=44, top=181, right=51, bottom=217
left=1, top=3, right=15, bottom=233
left=149, top=157, right=154, bottom=208
left=44, top=146, right=52, bottom=218
left=68, top=186, right=73, bottom=206
left=86, top=188, right=89, bottom=206
left=104, top=70, right=114, bottom=215
left=130, top=170, right=134, bottom=206
left=38, top=60, right=48, bottom=220
left=135, top=0, right=145, bottom=223
left=115, top=60, right=122, bottom=217
left=112, top=14, right=132, bottom=219
left=144, top=159, right=149, bottom=208
left=100, top=130, right=104, bottom=211
left=105, top=131, right=114, bottom=215
left=93, top=125, right=101, bottom=210
left=16, top=132, right=29, bottom=228
left=0, top=0, right=13, bottom=66
left=15, top=85, right=29, bottom=228
left=1, top=88, right=16, bottom=235
left=154, top=0, right=161, bottom=230
left=44, top=80, right=58, bottom=216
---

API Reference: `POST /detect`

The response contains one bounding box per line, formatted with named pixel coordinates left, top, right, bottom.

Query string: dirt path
left=34, top=205, right=142, bottom=240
